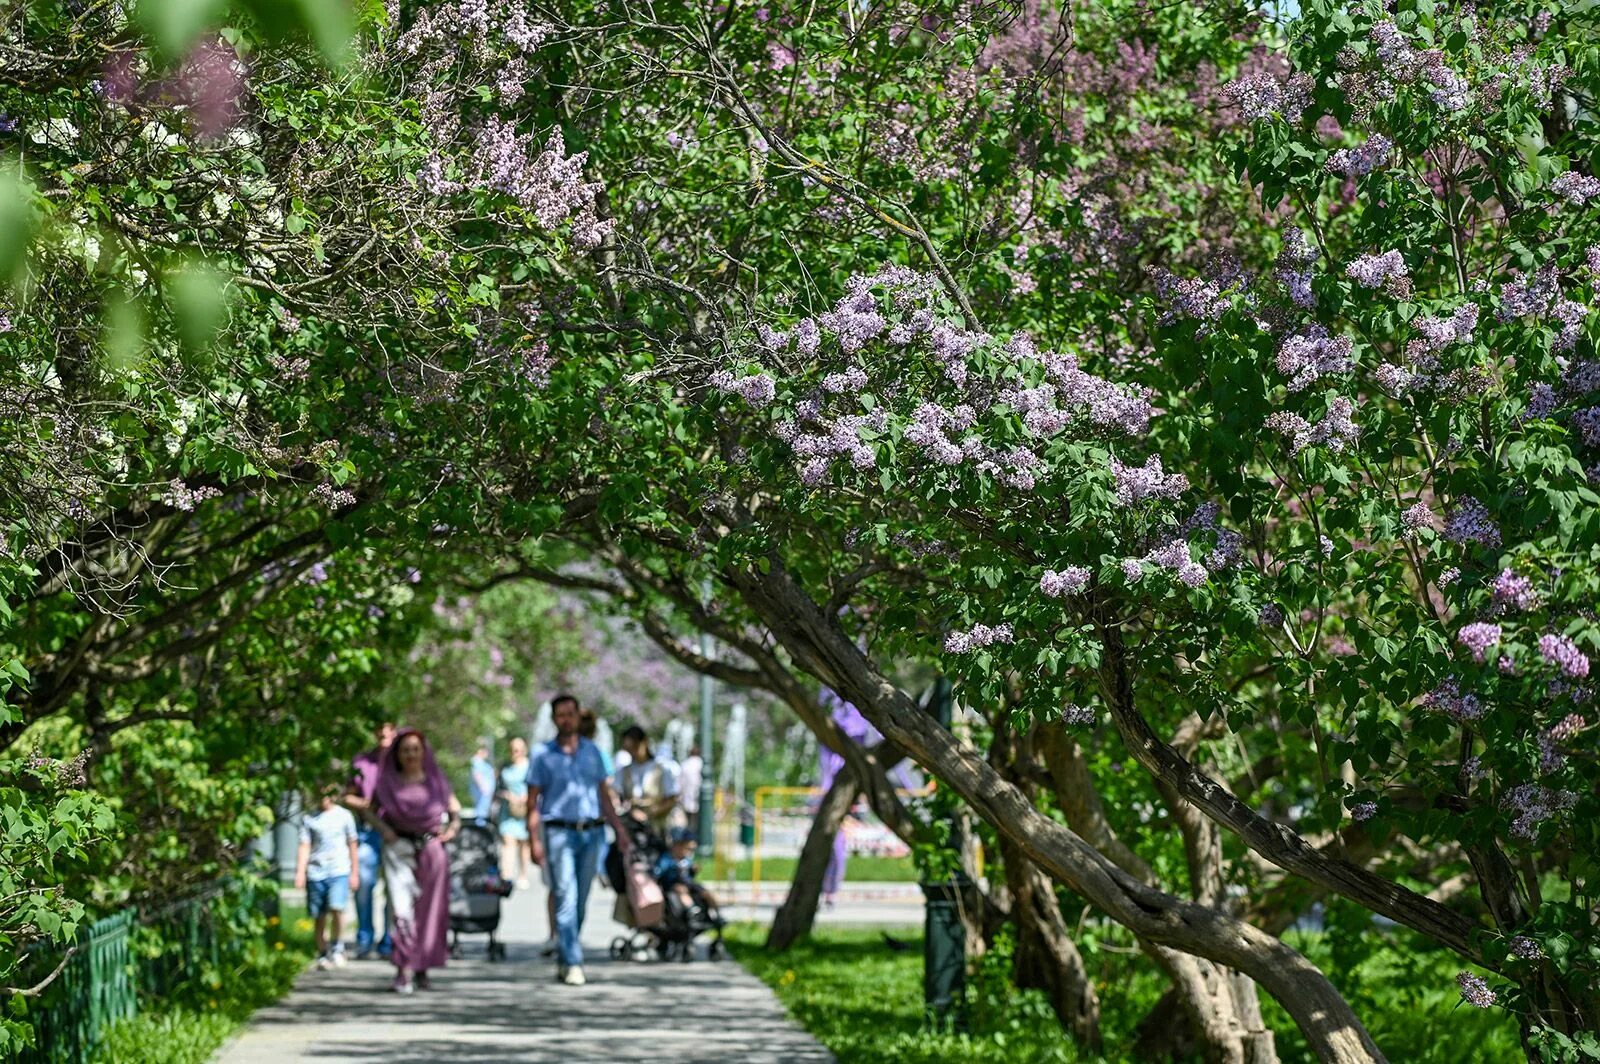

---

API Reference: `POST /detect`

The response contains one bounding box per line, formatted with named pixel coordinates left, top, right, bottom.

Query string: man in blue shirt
left=527, top=693, right=629, bottom=986
left=468, top=742, right=496, bottom=822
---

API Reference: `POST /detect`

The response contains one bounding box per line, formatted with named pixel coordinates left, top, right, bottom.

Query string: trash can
left=921, top=874, right=968, bottom=1030
left=738, top=807, right=756, bottom=849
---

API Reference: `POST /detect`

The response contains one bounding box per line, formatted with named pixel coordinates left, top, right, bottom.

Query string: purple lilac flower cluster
left=467, top=123, right=615, bottom=249
left=1401, top=501, right=1436, bottom=538
left=1458, top=622, right=1502, bottom=663
left=1258, top=603, right=1285, bottom=628
left=779, top=411, right=885, bottom=486
left=904, top=402, right=977, bottom=465
left=1040, top=566, right=1092, bottom=597
left=1550, top=171, right=1600, bottom=206
left=1264, top=396, right=1360, bottom=455
left=1538, top=633, right=1591, bottom=678
left=1345, top=250, right=1410, bottom=295
left=1350, top=801, right=1378, bottom=822
left=709, top=369, right=777, bottom=408
left=1223, top=69, right=1312, bottom=121
left=1496, top=265, right=1561, bottom=321
left=162, top=479, right=222, bottom=512
left=312, top=482, right=357, bottom=510
left=1355, top=21, right=1472, bottom=115
left=1442, top=496, right=1501, bottom=548
left=1060, top=704, right=1096, bottom=726
left=1491, top=568, right=1539, bottom=612
left=1146, top=265, right=1244, bottom=330
left=1325, top=134, right=1392, bottom=177
left=1276, top=328, right=1354, bottom=392
left=944, top=623, right=1014, bottom=654
left=1509, top=936, right=1545, bottom=961
left=1455, top=972, right=1496, bottom=1009
left=1405, top=304, right=1479, bottom=370
left=1141, top=539, right=1208, bottom=588
left=1421, top=678, right=1486, bottom=721
left=1108, top=455, right=1189, bottom=506
left=1275, top=228, right=1319, bottom=309
left=1503, top=782, right=1577, bottom=840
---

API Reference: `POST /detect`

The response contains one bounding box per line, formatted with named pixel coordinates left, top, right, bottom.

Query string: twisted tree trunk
left=766, top=763, right=859, bottom=951
left=728, top=559, right=1387, bottom=1063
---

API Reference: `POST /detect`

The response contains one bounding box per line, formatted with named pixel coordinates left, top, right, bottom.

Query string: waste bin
left=920, top=874, right=968, bottom=1030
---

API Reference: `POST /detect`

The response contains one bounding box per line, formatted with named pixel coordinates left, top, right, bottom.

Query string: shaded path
left=217, top=874, right=832, bottom=1063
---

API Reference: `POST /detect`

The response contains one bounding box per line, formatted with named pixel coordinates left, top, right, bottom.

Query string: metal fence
left=7, top=877, right=272, bottom=1064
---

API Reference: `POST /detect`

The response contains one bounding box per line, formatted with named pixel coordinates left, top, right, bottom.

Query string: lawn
left=728, top=923, right=1523, bottom=1064
left=89, top=904, right=317, bottom=1064
left=715, top=853, right=919, bottom=884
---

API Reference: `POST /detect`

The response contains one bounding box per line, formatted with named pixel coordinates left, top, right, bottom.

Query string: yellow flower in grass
left=267, top=916, right=280, bottom=926
left=295, top=918, right=314, bottom=932
left=779, top=969, right=796, bottom=986
left=274, top=941, right=285, bottom=950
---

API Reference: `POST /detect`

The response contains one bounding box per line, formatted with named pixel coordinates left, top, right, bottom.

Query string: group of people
left=293, top=694, right=709, bottom=993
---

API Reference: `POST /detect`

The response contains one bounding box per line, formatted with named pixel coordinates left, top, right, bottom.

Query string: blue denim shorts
left=306, top=875, right=351, bottom=917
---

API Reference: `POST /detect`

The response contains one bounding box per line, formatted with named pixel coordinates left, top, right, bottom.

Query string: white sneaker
left=315, top=955, right=333, bottom=971
left=561, top=966, right=586, bottom=986
left=392, top=975, right=415, bottom=995
left=331, top=949, right=348, bottom=968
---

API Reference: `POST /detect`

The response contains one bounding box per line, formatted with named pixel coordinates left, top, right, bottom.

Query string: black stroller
left=447, top=821, right=512, bottom=960
left=606, top=816, right=725, bottom=962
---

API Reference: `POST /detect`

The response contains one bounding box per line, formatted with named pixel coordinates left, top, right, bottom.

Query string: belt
left=544, top=818, right=603, bottom=831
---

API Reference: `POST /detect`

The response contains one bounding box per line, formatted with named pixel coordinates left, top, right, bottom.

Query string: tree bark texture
left=766, top=762, right=860, bottom=951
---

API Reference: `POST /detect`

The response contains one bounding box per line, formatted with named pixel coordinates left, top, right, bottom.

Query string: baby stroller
left=606, top=818, right=724, bottom=962
left=448, top=821, right=512, bottom=960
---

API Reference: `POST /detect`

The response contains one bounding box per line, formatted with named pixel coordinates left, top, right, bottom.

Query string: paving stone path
left=216, top=874, right=833, bottom=1064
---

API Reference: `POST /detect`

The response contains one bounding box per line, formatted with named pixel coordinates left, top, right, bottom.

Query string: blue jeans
left=547, top=825, right=603, bottom=967
left=355, top=827, right=392, bottom=954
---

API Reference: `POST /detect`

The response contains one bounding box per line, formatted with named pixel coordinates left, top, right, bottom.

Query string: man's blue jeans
left=355, top=827, right=392, bottom=954
left=547, top=825, right=603, bottom=968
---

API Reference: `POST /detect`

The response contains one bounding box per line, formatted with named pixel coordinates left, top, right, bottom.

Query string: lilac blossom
left=1538, top=633, right=1590, bottom=678
left=1350, top=801, right=1378, bottom=822
left=311, top=482, right=357, bottom=510
left=1442, top=497, right=1501, bottom=549
left=1456, top=972, right=1496, bottom=1009
left=1325, top=134, right=1392, bottom=177
left=1550, top=171, right=1600, bottom=206
left=1509, top=937, right=1545, bottom=961
left=1108, top=455, right=1189, bottom=506
left=1120, top=558, right=1144, bottom=583
left=163, top=479, right=222, bottom=512
left=1275, top=227, right=1319, bottom=308
left=1223, top=69, right=1312, bottom=121
left=1060, top=704, right=1096, bottom=726
left=1491, top=569, right=1539, bottom=612
left=1040, top=567, right=1092, bottom=597
left=1258, top=603, right=1285, bottom=628
left=709, top=369, right=777, bottom=407
left=1276, top=327, right=1355, bottom=391
left=1503, top=783, right=1577, bottom=840
left=905, top=403, right=975, bottom=466
left=1421, top=678, right=1485, bottom=722
left=1457, top=622, right=1502, bottom=663
left=1401, top=501, right=1436, bottom=538
left=1345, top=250, right=1409, bottom=292
left=1496, top=266, right=1561, bottom=322
left=944, top=623, right=1015, bottom=654
left=1264, top=396, right=1360, bottom=455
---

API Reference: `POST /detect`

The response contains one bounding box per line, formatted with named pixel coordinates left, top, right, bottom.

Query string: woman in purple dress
left=373, top=728, right=461, bottom=993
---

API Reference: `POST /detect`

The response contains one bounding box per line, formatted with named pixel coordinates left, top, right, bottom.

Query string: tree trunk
left=999, top=835, right=1104, bottom=1049
left=766, top=762, right=860, bottom=951
left=729, top=560, right=1387, bottom=1064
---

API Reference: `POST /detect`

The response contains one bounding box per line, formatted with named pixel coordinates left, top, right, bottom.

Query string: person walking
left=468, top=741, right=496, bottom=823
left=679, top=743, right=703, bottom=826
left=497, top=737, right=533, bottom=890
left=373, top=728, right=461, bottom=994
left=615, top=725, right=681, bottom=834
left=343, top=721, right=396, bottom=959
left=295, top=782, right=360, bottom=970
left=526, top=694, right=629, bottom=986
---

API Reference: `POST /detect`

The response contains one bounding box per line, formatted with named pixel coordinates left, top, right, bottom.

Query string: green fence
left=7, top=877, right=275, bottom=1064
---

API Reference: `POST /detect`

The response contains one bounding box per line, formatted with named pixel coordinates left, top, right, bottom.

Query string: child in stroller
left=607, top=819, right=724, bottom=961
left=654, top=827, right=725, bottom=958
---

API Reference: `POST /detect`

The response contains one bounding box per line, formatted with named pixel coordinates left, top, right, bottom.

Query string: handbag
left=625, top=859, right=665, bottom=928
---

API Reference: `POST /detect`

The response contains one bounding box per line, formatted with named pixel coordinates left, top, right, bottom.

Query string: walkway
left=217, top=874, right=833, bottom=1064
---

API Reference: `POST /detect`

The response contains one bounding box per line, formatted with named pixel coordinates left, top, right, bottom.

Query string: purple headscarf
left=374, top=728, right=452, bottom=836
left=818, top=688, right=880, bottom=790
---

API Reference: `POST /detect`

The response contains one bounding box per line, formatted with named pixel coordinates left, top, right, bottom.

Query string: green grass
left=718, top=854, right=919, bottom=883
left=728, top=923, right=1524, bottom=1064
left=89, top=904, right=317, bottom=1064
